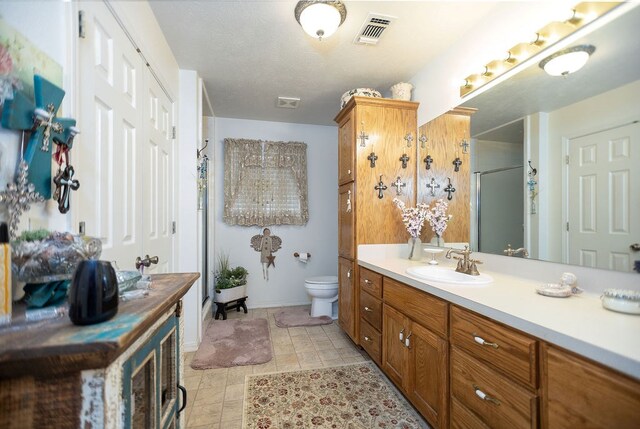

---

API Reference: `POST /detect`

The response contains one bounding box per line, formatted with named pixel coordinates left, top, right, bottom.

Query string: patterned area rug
left=273, top=305, right=332, bottom=328
left=190, top=318, right=272, bottom=369
left=243, top=363, right=427, bottom=428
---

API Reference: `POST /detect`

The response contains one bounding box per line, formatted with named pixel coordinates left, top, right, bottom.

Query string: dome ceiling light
left=294, top=1, right=347, bottom=41
left=539, top=45, right=596, bottom=76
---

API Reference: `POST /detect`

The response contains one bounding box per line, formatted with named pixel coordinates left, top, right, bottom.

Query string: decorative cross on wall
left=419, top=135, right=428, bottom=149
left=424, top=154, right=433, bottom=170
left=426, top=177, right=440, bottom=196
left=359, top=121, right=369, bottom=147
left=374, top=175, right=387, bottom=199
left=444, top=177, right=456, bottom=200
left=391, top=176, right=406, bottom=195
left=460, top=139, right=470, bottom=154
left=453, top=157, right=462, bottom=172
left=404, top=133, right=413, bottom=148
left=399, top=153, right=410, bottom=169
left=367, top=151, right=378, bottom=168
left=53, top=165, right=80, bottom=214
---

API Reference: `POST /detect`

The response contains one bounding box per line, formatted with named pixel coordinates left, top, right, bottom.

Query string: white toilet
left=304, top=276, right=339, bottom=319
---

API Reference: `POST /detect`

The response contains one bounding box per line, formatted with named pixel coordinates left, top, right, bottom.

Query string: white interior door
left=143, top=72, right=175, bottom=274
left=568, top=122, right=639, bottom=272
left=76, top=2, right=144, bottom=270
left=76, top=2, right=175, bottom=272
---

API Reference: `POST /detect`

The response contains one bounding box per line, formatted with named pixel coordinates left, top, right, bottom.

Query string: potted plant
left=214, top=253, right=248, bottom=303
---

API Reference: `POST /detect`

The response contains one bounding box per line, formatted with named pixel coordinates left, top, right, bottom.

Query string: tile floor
left=182, top=307, right=372, bottom=428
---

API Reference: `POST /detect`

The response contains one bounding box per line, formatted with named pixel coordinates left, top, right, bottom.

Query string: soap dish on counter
left=536, top=283, right=572, bottom=298
left=601, top=289, right=640, bottom=315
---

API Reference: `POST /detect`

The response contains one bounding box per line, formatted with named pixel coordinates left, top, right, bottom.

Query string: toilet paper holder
left=294, top=252, right=311, bottom=258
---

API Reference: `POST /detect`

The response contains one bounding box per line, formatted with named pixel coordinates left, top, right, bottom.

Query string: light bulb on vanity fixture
left=294, top=1, right=347, bottom=41
left=539, top=44, right=595, bottom=76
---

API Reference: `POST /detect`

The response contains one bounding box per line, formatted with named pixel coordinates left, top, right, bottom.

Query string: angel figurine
left=250, top=228, right=282, bottom=280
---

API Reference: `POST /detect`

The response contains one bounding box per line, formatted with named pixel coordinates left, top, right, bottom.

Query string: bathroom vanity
left=0, top=272, right=199, bottom=429
left=355, top=244, right=640, bottom=429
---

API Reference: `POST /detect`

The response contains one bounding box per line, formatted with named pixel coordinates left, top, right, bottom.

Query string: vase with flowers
left=393, top=198, right=429, bottom=260
left=426, top=199, right=452, bottom=247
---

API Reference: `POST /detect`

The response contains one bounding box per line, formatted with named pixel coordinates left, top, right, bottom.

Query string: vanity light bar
left=459, top=1, right=621, bottom=98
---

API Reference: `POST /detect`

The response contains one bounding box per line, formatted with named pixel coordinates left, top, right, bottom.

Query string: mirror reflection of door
left=471, top=120, right=524, bottom=255
left=568, top=121, right=639, bottom=272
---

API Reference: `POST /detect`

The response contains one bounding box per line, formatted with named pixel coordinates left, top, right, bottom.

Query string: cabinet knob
left=405, top=332, right=413, bottom=349
left=363, top=306, right=373, bottom=312
left=363, top=336, right=372, bottom=342
left=474, top=335, right=499, bottom=349
left=363, top=279, right=372, bottom=285
left=347, top=169, right=351, bottom=175
left=346, top=190, right=352, bottom=213
left=399, top=328, right=405, bottom=342
left=473, top=384, right=501, bottom=405
left=346, top=269, right=351, bottom=279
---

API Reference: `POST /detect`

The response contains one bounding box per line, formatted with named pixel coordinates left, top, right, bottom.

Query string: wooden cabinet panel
left=451, top=397, right=491, bottom=429
left=359, top=319, right=381, bottom=365
left=338, top=108, right=355, bottom=185
left=359, top=267, right=382, bottom=298
left=338, top=257, right=356, bottom=341
left=542, top=344, right=640, bottom=429
left=382, top=304, right=408, bottom=390
left=450, top=306, right=537, bottom=388
left=360, top=290, right=382, bottom=331
left=407, top=320, right=448, bottom=429
left=451, top=347, right=537, bottom=429
left=338, top=183, right=355, bottom=259
left=384, top=277, right=448, bottom=338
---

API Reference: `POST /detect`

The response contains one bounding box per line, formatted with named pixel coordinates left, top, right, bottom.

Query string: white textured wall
left=213, top=118, right=338, bottom=308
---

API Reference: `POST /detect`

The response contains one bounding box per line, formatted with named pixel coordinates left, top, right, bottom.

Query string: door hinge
left=78, top=11, right=86, bottom=39
left=171, top=126, right=176, bottom=139
left=566, top=222, right=570, bottom=231
left=565, top=155, right=570, bottom=165
left=171, top=221, right=177, bottom=234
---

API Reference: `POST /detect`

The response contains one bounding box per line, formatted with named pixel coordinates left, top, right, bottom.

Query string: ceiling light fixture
left=539, top=44, right=595, bottom=76
left=294, top=1, right=347, bottom=41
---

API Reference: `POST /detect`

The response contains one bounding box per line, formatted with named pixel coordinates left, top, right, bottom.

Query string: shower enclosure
left=474, top=166, right=524, bottom=255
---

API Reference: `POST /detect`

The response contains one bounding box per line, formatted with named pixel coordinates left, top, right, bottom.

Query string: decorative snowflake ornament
left=0, top=161, right=45, bottom=240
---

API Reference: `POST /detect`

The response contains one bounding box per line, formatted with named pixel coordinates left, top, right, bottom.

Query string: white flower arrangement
left=392, top=198, right=429, bottom=238
left=426, top=199, right=452, bottom=238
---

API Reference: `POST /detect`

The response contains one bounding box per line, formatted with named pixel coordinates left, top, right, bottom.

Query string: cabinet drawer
left=359, top=267, right=382, bottom=298
left=360, top=290, right=382, bottom=331
left=451, top=397, right=491, bottom=429
left=451, top=347, right=537, bottom=429
left=383, top=277, right=447, bottom=338
left=360, top=320, right=381, bottom=364
left=450, top=306, right=537, bottom=388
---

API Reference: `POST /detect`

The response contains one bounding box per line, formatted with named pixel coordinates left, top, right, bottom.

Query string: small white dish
left=601, top=289, right=640, bottom=315
left=536, top=283, right=572, bottom=298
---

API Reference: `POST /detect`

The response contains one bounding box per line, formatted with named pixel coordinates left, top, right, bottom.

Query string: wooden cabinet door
left=338, top=257, right=356, bottom=341
left=542, top=344, right=640, bottom=429
left=338, top=109, right=355, bottom=185
left=382, top=304, right=408, bottom=390
left=338, top=182, right=355, bottom=259
left=407, top=320, right=448, bottom=429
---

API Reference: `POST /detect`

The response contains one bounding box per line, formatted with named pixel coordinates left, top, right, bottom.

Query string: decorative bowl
left=390, top=82, right=414, bottom=101
left=116, top=270, right=142, bottom=292
left=340, top=88, right=382, bottom=109
left=601, top=289, right=640, bottom=315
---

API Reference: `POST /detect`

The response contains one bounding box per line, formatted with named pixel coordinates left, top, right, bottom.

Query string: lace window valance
left=223, top=138, right=309, bottom=226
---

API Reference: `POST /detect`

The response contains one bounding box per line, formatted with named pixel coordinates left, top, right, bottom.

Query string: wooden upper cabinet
left=337, top=108, right=355, bottom=185
left=542, top=344, right=640, bottom=429
left=338, top=182, right=355, bottom=259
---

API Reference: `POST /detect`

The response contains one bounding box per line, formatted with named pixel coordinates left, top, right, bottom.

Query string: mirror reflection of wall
left=456, top=5, right=640, bottom=273
left=470, top=120, right=524, bottom=255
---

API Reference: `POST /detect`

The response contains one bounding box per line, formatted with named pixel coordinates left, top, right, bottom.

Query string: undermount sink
left=406, top=266, right=493, bottom=285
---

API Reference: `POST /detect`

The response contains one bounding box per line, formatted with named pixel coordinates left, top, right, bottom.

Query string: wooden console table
left=0, top=272, right=199, bottom=429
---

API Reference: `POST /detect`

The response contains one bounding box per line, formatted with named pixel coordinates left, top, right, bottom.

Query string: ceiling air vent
left=277, top=97, right=300, bottom=109
left=354, top=13, right=396, bottom=46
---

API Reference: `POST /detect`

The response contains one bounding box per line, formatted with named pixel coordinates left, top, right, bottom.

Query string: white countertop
left=358, top=245, right=640, bottom=380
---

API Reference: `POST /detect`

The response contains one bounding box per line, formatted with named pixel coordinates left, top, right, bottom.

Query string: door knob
left=135, top=255, right=160, bottom=270
left=630, top=243, right=640, bottom=251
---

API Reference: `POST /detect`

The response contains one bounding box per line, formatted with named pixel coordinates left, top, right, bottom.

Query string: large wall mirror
left=454, top=5, right=640, bottom=272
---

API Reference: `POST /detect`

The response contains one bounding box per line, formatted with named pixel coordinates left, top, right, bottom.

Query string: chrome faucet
left=503, top=244, right=529, bottom=258
left=445, top=245, right=482, bottom=276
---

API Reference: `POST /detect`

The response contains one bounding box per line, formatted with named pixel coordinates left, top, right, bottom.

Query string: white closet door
left=76, top=2, right=144, bottom=270
left=568, top=122, right=639, bottom=272
left=143, top=72, right=175, bottom=274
